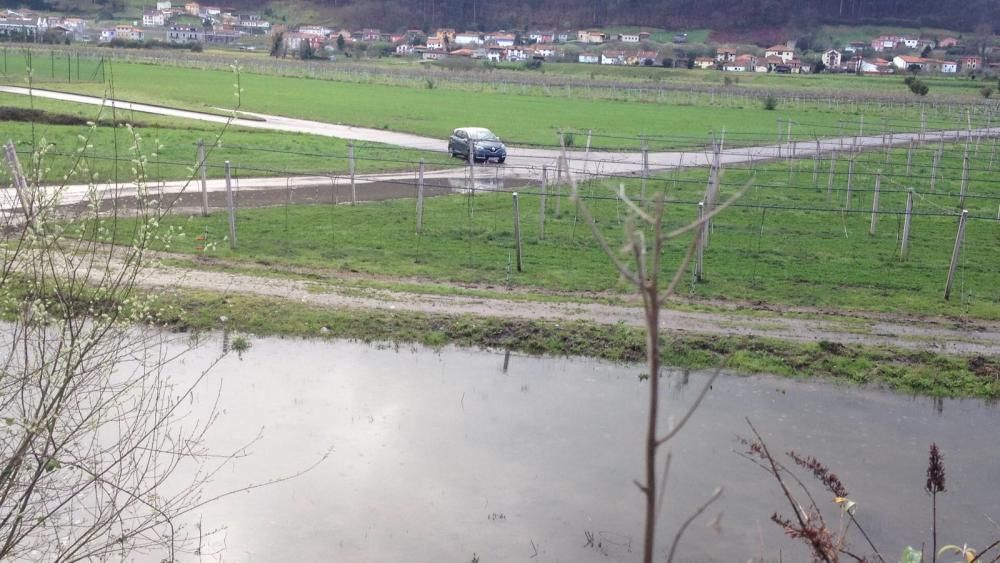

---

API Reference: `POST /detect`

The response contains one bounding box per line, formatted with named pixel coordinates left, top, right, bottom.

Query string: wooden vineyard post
left=943, top=210, right=968, bottom=300
left=512, top=192, right=523, bottom=272
left=416, top=159, right=425, bottom=233
left=959, top=153, right=969, bottom=208
left=869, top=170, right=881, bottom=236
left=3, top=140, right=31, bottom=221
left=812, top=138, right=820, bottom=190
left=930, top=148, right=941, bottom=192
left=827, top=151, right=837, bottom=201
left=538, top=165, right=547, bottom=240
left=906, top=139, right=914, bottom=177
left=845, top=152, right=856, bottom=209
left=349, top=141, right=357, bottom=205
left=641, top=140, right=649, bottom=206
left=695, top=201, right=705, bottom=282
left=197, top=138, right=209, bottom=216
left=900, top=189, right=913, bottom=260
left=224, top=160, right=237, bottom=250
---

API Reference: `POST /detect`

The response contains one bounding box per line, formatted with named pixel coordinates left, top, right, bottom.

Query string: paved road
left=3, top=85, right=998, bottom=208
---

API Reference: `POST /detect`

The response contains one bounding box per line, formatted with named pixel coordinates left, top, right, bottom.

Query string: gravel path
left=141, top=259, right=1000, bottom=357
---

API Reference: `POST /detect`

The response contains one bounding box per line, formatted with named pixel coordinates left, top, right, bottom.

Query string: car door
left=453, top=129, right=468, bottom=155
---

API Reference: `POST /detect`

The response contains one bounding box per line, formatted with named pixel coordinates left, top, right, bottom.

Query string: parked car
left=448, top=127, right=507, bottom=163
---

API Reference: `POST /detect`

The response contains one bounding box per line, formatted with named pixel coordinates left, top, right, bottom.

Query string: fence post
left=869, top=170, right=881, bottom=236
left=920, top=108, right=926, bottom=142
left=906, top=139, right=914, bottom=177
left=959, top=153, right=969, bottom=208
left=348, top=141, right=357, bottom=205
left=3, top=140, right=31, bottom=222
left=538, top=165, right=547, bottom=240
left=990, top=135, right=997, bottom=172
left=583, top=129, right=592, bottom=175
left=416, top=159, right=425, bottom=233
left=827, top=151, right=837, bottom=201
left=641, top=140, right=649, bottom=205
left=943, top=210, right=968, bottom=300
left=224, top=160, right=237, bottom=250
left=844, top=153, right=856, bottom=209
left=930, top=148, right=940, bottom=192
left=512, top=192, right=523, bottom=272
left=776, top=119, right=783, bottom=158
left=197, top=138, right=209, bottom=216
left=694, top=202, right=705, bottom=282
left=554, top=155, right=563, bottom=218
left=812, top=138, right=820, bottom=190
left=900, top=189, right=913, bottom=260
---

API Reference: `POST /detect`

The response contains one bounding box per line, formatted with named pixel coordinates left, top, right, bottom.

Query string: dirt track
left=140, top=256, right=1000, bottom=357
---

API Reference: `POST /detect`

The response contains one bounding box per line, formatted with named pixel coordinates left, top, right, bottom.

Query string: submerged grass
left=159, top=288, right=1000, bottom=399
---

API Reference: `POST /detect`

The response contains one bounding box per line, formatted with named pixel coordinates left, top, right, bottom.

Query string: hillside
left=15, top=0, right=999, bottom=33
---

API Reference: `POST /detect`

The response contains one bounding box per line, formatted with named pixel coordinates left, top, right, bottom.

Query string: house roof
left=896, top=55, right=928, bottom=63
left=764, top=55, right=783, bottom=63
left=766, top=44, right=791, bottom=51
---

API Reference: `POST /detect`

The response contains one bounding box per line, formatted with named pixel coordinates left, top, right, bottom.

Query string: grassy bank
left=162, top=288, right=1000, bottom=398
left=98, top=139, right=1000, bottom=319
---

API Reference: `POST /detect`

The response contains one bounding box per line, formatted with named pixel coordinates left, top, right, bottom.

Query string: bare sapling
left=0, top=64, right=326, bottom=561
left=563, top=144, right=751, bottom=563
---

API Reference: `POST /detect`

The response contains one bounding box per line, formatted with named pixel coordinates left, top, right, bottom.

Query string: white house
left=764, top=44, right=794, bottom=62
left=486, top=47, right=503, bottom=62
left=167, top=25, right=201, bottom=43
left=454, top=32, right=482, bottom=45
left=530, top=44, right=558, bottom=58
left=601, top=50, right=626, bottom=65
left=940, top=61, right=958, bottom=73
left=618, top=32, right=640, bottom=43
left=426, top=37, right=444, bottom=49
left=715, top=47, right=736, bottom=62
left=822, top=49, right=841, bottom=68
left=490, top=32, right=515, bottom=47
left=155, top=1, right=172, bottom=10
left=505, top=47, right=528, bottom=61
left=578, top=53, right=599, bottom=64
left=141, top=10, right=165, bottom=27
left=298, top=25, right=331, bottom=36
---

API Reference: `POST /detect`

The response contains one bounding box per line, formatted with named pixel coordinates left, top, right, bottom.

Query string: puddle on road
left=161, top=336, right=999, bottom=562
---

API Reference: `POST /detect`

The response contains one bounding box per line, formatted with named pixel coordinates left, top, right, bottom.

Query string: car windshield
left=468, top=130, right=499, bottom=141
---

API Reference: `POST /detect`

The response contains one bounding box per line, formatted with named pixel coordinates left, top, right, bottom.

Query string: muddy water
left=169, top=336, right=999, bottom=562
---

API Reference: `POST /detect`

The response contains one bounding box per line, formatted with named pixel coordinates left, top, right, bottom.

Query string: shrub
left=763, top=95, right=778, bottom=110
left=981, top=86, right=994, bottom=99
left=524, top=59, right=542, bottom=70
left=904, top=76, right=930, bottom=96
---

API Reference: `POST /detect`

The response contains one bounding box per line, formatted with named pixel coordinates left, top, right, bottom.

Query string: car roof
left=456, top=127, right=495, bottom=135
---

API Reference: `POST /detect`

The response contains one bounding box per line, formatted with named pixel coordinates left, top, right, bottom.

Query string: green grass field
left=0, top=94, right=455, bottom=183
left=16, top=60, right=976, bottom=152
left=93, top=139, right=1000, bottom=319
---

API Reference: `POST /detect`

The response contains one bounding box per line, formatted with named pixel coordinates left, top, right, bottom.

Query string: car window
left=456, top=130, right=467, bottom=139
left=470, top=130, right=499, bottom=141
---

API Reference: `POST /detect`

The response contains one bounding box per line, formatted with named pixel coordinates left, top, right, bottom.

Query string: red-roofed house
left=764, top=44, right=794, bottom=63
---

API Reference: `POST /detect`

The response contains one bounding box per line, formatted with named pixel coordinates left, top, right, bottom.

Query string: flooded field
left=161, top=335, right=1000, bottom=562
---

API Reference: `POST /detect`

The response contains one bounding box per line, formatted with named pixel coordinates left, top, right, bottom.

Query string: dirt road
left=140, top=257, right=1000, bottom=357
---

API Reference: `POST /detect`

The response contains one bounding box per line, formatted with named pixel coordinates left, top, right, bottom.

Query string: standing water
left=160, top=336, right=999, bottom=562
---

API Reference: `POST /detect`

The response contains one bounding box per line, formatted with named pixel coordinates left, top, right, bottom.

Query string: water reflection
left=162, top=336, right=998, bottom=563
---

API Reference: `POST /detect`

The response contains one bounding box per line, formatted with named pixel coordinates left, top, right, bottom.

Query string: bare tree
left=0, top=67, right=323, bottom=561
left=563, top=143, right=751, bottom=562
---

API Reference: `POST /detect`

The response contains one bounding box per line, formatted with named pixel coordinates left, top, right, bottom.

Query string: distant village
left=0, top=4, right=995, bottom=76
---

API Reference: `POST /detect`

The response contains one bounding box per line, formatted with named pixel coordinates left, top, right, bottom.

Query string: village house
left=577, top=29, right=606, bottom=44
left=693, top=56, right=715, bottom=69
left=618, top=32, right=640, bottom=43
left=940, top=60, right=958, bottom=73
left=530, top=44, right=559, bottom=59
left=421, top=49, right=448, bottom=60
left=141, top=10, right=165, bottom=27
left=764, top=44, right=794, bottom=63
left=528, top=30, right=554, bottom=43
left=426, top=37, right=445, bottom=49
left=601, top=50, right=626, bottom=65
left=487, top=32, right=515, bottom=47
left=822, top=49, right=842, bottom=68
left=504, top=46, right=528, bottom=61
left=555, top=31, right=571, bottom=42
left=234, top=13, right=269, bottom=34
left=433, top=28, right=455, bottom=41
left=578, top=53, right=599, bottom=64
left=283, top=31, right=323, bottom=51
left=959, top=55, right=982, bottom=71
left=361, top=28, right=381, bottom=41
left=938, top=37, right=960, bottom=48
left=298, top=25, right=331, bottom=36
left=843, top=41, right=867, bottom=53
left=715, top=47, right=736, bottom=62
left=454, top=31, right=482, bottom=45
left=485, top=46, right=503, bottom=62
left=184, top=2, right=199, bottom=15
left=723, top=54, right=755, bottom=72
left=167, top=25, right=202, bottom=43
left=395, top=43, right=416, bottom=55
left=634, top=50, right=658, bottom=65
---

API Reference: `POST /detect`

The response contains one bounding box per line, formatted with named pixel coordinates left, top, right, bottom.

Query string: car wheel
left=498, top=157, right=505, bottom=164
